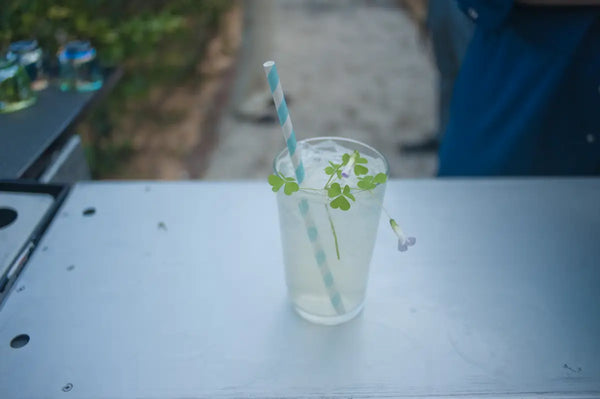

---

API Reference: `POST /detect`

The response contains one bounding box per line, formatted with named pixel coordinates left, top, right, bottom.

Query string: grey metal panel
left=0, top=192, right=53, bottom=279
left=0, top=88, right=94, bottom=179
left=0, top=179, right=599, bottom=398
left=0, top=68, right=120, bottom=179
left=39, top=135, right=91, bottom=184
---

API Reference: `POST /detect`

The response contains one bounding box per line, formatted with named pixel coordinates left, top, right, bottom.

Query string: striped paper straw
left=263, top=61, right=304, bottom=183
left=263, top=60, right=345, bottom=315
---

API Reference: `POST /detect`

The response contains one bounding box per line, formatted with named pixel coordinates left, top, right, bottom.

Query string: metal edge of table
left=0, top=67, right=122, bottom=180
left=0, top=178, right=599, bottom=398
left=0, top=180, right=70, bottom=306
left=20, top=67, right=123, bottom=179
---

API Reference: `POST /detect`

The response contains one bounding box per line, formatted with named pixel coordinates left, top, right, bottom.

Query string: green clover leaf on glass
left=268, top=174, right=299, bottom=195
left=357, top=176, right=374, bottom=190
left=343, top=184, right=356, bottom=201
left=354, top=153, right=369, bottom=175
left=267, top=148, right=411, bottom=258
left=324, top=161, right=342, bottom=178
left=357, top=172, right=387, bottom=190
left=327, top=182, right=355, bottom=211
left=373, top=172, right=387, bottom=184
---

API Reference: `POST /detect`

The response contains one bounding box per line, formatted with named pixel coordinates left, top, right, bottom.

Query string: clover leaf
left=354, top=164, right=369, bottom=175
left=328, top=183, right=355, bottom=211
left=357, top=175, right=376, bottom=190
left=373, top=172, right=387, bottom=184
left=268, top=174, right=284, bottom=192
left=330, top=195, right=351, bottom=210
left=283, top=181, right=299, bottom=195
left=268, top=148, right=404, bottom=257
left=343, top=184, right=355, bottom=201
left=325, top=161, right=343, bottom=179
left=268, top=174, right=299, bottom=195
left=357, top=173, right=387, bottom=190
left=328, top=182, right=342, bottom=198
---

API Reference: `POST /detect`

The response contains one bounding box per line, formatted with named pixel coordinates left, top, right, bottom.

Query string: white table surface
left=1, top=179, right=599, bottom=398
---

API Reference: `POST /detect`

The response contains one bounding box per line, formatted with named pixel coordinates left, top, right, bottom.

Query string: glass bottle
left=0, top=53, right=36, bottom=113
left=58, top=40, right=103, bottom=92
left=8, top=39, right=48, bottom=91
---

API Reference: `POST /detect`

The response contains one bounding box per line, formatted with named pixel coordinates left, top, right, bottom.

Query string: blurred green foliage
left=1, top=0, right=232, bottom=177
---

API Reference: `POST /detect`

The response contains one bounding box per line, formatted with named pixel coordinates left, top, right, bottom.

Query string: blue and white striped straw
left=263, top=60, right=345, bottom=315
left=263, top=61, right=305, bottom=183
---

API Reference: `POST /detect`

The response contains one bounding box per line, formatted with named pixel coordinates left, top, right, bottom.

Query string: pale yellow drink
left=274, top=137, right=388, bottom=325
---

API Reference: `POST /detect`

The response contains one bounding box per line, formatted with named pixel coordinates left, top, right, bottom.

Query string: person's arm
left=518, top=0, right=600, bottom=4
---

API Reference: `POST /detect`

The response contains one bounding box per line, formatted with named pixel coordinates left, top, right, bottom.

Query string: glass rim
left=9, top=39, right=39, bottom=54
left=273, top=136, right=390, bottom=178
left=0, top=53, right=18, bottom=69
left=59, top=40, right=96, bottom=62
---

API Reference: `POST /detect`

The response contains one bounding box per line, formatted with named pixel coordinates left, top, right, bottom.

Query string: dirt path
left=103, top=5, right=241, bottom=179
left=200, top=0, right=437, bottom=180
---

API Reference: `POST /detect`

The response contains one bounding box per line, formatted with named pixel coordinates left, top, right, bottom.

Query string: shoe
left=233, top=92, right=293, bottom=124
left=399, top=137, right=440, bottom=153
left=233, top=92, right=274, bottom=123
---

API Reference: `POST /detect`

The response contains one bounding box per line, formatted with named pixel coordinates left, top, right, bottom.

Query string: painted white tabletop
left=1, top=179, right=599, bottom=398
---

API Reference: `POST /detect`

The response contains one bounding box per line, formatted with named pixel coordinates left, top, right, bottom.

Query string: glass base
left=294, top=301, right=365, bottom=326
left=59, top=79, right=103, bottom=92
left=0, top=96, right=36, bottom=113
left=76, top=80, right=103, bottom=92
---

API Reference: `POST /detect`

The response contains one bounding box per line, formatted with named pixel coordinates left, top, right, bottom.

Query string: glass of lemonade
left=273, top=137, right=389, bottom=325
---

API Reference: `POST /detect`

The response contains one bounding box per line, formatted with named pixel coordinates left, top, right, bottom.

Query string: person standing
left=231, top=0, right=275, bottom=122
left=401, top=0, right=474, bottom=153
left=438, top=0, right=600, bottom=175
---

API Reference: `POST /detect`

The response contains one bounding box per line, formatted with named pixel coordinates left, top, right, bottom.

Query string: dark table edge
left=19, top=67, right=123, bottom=179
left=0, top=180, right=71, bottom=305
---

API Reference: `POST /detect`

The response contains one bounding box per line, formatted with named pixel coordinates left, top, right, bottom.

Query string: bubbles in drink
left=277, top=139, right=386, bottom=188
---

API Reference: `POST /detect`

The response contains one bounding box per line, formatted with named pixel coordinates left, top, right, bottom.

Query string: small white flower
left=390, top=219, right=416, bottom=252
left=341, top=152, right=357, bottom=178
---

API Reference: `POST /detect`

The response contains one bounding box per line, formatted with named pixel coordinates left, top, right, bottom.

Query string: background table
left=0, top=68, right=121, bottom=180
left=1, top=179, right=599, bottom=398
